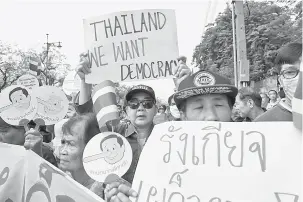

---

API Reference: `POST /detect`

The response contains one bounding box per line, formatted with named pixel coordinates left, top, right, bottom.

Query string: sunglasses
left=127, top=100, right=155, bottom=109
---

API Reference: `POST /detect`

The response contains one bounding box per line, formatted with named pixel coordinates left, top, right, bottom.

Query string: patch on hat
left=132, top=85, right=151, bottom=91
left=193, top=72, right=216, bottom=87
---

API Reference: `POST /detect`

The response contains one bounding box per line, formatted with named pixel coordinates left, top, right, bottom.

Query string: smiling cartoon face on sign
left=83, top=132, right=132, bottom=182
left=100, top=134, right=125, bottom=165
left=0, top=85, right=37, bottom=126
left=9, top=87, right=32, bottom=111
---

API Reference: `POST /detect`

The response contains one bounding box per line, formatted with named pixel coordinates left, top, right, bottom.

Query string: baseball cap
left=125, top=85, right=156, bottom=102
left=174, top=70, right=238, bottom=107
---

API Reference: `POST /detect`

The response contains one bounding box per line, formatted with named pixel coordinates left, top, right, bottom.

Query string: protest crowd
left=0, top=6, right=302, bottom=202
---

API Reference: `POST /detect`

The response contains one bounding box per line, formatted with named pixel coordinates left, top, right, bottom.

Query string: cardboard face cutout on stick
left=0, top=85, right=37, bottom=126
left=83, top=132, right=132, bottom=183
left=32, top=86, right=69, bottom=125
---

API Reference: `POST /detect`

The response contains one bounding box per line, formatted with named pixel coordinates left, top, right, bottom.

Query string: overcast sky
left=0, top=0, right=227, bottom=101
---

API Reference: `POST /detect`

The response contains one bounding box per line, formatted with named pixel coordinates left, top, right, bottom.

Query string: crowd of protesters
left=0, top=42, right=301, bottom=202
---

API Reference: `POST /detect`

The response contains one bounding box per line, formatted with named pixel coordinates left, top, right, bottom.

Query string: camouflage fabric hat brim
left=174, top=84, right=238, bottom=107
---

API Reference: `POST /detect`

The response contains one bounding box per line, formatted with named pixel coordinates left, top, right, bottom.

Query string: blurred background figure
left=235, top=87, right=265, bottom=121
left=266, top=90, right=279, bottom=111
left=231, top=106, right=245, bottom=122
left=153, top=104, right=169, bottom=125
left=167, top=94, right=181, bottom=121
left=259, top=93, right=269, bottom=111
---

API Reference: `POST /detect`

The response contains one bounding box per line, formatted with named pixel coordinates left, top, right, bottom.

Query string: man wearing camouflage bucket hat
left=174, top=69, right=238, bottom=122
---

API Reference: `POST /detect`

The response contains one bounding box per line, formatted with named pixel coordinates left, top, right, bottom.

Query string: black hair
left=100, top=134, right=124, bottom=151
left=279, top=88, right=286, bottom=98
left=275, top=43, right=302, bottom=72
left=62, top=113, right=100, bottom=145
left=238, top=87, right=262, bottom=108
left=168, top=95, right=174, bottom=106
left=159, top=105, right=167, bottom=111
left=9, top=87, right=29, bottom=102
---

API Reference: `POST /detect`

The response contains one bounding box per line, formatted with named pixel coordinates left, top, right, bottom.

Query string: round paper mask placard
left=0, top=85, right=37, bottom=125
left=32, top=86, right=69, bottom=125
left=83, top=132, right=133, bottom=182
left=17, top=74, right=39, bottom=90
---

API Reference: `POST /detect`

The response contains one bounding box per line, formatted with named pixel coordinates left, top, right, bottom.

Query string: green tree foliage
left=38, top=46, right=72, bottom=86
left=0, top=41, right=71, bottom=91
left=0, top=42, right=28, bottom=91
left=114, top=83, right=132, bottom=104
left=193, top=0, right=302, bottom=82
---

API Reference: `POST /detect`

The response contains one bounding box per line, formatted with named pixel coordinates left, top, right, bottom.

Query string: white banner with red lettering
left=0, top=143, right=104, bottom=202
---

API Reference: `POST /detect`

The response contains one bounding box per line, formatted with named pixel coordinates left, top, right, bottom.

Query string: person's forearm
left=79, top=80, right=92, bottom=105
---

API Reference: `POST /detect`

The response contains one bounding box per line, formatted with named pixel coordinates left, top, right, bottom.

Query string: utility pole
left=231, top=1, right=238, bottom=88
left=232, top=0, right=250, bottom=88
left=43, top=34, right=62, bottom=85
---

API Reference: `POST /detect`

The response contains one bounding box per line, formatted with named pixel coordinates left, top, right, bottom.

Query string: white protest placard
left=32, top=86, right=69, bottom=125
left=62, top=71, right=81, bottom=95
left=0, top=85, right=37, bottom=125
left=17, top=74, right=39, bottom=90
left=83, top=9, right=179, bottom=84
left=132, top=121, right=301, bottom=202
left=83, top=132, right=133, bottom=182
left=0, top=143, right=104, bottom=202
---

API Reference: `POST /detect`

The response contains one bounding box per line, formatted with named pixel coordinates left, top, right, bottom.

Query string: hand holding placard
left=76, top=52, right=91, bottom=81
left=104, top=175, right=138, bottom=202
left=24, top=128, right=43, bottom=156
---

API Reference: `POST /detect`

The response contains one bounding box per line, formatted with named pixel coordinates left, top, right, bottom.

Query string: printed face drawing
left=100, top=135, right=125, bottom=165
left=43, top=95, right=64, bottom=115
left=9, top=87, right=31, bottom=111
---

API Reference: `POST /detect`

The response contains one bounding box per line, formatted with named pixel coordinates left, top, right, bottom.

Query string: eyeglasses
left=127, top=100, right=155, bottom=109
left=280, top=69, right=299, bottom=79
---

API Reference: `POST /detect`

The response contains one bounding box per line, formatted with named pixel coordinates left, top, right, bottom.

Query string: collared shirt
left=266, top=100, right=280, bottom=111
left=108, top=121, right=153, bottom=184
